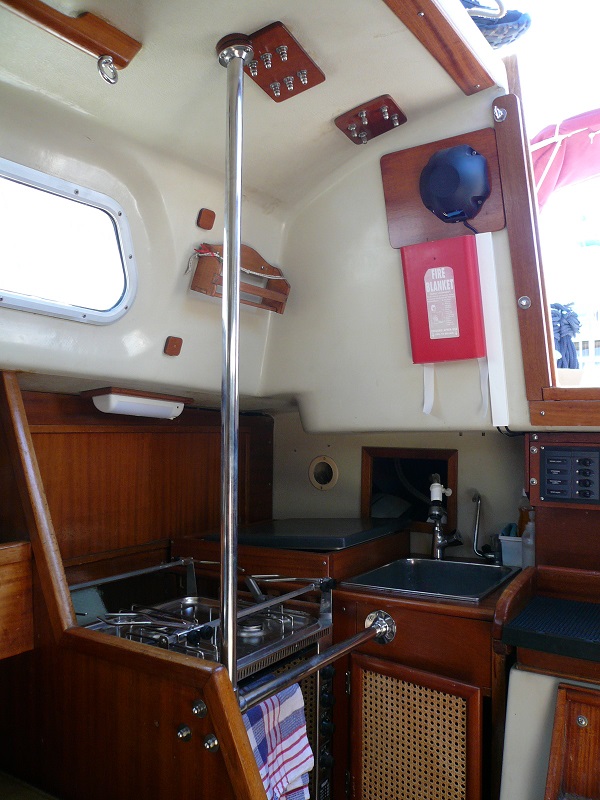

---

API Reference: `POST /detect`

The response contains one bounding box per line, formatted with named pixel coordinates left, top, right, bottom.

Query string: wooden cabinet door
left=545, top=683, right=600, bottom=800
left=349, top=653, right=482, bottom=800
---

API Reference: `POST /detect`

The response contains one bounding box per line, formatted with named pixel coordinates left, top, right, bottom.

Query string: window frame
left=497, top=58, right=600, bottom=426
left=0, top=156, right=137, bottom=325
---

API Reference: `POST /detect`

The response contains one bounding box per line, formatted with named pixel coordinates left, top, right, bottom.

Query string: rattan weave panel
left=361, top=669, right=468, bottom=800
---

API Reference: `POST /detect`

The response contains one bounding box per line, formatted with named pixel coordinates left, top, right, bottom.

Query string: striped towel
left=243, top=683, right=314, bottom=800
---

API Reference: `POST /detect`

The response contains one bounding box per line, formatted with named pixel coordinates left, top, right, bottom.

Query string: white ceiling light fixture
left=83, top=388, right=192, bottom=419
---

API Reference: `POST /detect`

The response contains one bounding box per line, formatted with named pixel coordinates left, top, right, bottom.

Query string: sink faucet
left=428, top=475, right=462, bottom=560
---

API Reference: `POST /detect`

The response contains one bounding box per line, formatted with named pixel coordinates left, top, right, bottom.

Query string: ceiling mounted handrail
left=0, top=0, right=142, bottom=69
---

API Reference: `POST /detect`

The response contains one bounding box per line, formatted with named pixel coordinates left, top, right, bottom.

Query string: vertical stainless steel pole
left=216, top=34, right=253, bottom=693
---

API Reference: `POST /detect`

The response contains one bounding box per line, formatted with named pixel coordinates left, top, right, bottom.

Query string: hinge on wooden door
left=345, top=670, right=351, bottom=695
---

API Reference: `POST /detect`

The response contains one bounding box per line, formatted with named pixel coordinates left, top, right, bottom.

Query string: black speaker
left=419, top=144, right=490, bottom=223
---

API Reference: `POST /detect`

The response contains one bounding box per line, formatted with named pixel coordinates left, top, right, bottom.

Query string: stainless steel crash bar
left=238, top=610, right=396, bottom=712
left=237, top=582, right=322, bottom=620
left=216, top=33, right=254, bottom=693
left=69, top=557, right=197, bottom=596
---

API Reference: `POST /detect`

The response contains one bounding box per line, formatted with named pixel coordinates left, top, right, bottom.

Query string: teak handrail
left=0, top=371, right=75, bottom=638
left=0, top=0, right=142, bottom=69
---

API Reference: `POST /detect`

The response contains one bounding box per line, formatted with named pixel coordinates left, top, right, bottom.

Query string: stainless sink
left=342, top=558, right=520, bottom=603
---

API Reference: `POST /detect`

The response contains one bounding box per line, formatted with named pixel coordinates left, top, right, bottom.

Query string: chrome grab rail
left=237, top=610, right=396, bottom=712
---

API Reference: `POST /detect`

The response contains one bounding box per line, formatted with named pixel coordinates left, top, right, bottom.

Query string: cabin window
left=0, top=157, right=136, bottom=324
left=498, top=2, right=600, bottom=424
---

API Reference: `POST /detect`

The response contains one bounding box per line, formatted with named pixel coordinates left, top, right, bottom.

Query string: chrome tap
left=428, top=475, right=462, bottom=560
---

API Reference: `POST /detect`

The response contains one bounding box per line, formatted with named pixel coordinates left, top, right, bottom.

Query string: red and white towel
left=243, top=683, right=314, bottom=800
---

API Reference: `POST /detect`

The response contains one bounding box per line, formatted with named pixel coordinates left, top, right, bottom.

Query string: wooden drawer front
left=344, top=600, right=492, bottom=690
left=0, top=543, right=33, bottom=659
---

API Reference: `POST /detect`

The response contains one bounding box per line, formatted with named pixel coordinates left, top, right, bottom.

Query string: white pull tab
left=423, top=364, right=435, bottom=415
left=478, top=357, right=489, bottom=420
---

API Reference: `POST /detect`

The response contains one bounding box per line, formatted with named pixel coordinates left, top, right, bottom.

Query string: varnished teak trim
left=0, top=372, right=74, bottom=638
left=493, top=93, right=553, bottom=401
left=382, top=0, right=495, bottom=95
left=0, top=0, right=141, bottom=68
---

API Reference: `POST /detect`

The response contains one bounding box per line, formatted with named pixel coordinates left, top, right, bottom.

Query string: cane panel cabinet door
left=349, top=653, right=482, bottom=800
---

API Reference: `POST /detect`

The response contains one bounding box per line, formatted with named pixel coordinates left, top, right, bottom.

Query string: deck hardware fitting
left=364, top=610, right=396, bottom=644
left=245, top=22, right=325, bottom=101
left=577, top=715, right=589, bottom=728
left=177, top=725, right=192, bottom=742
left=204, top=734, right=220, bottom=752
left=270, top=81, right=281, bottom=97
left=518, top=296, right=531, bottom=309
left=248, top=60, right=258, bottom=77
left=97, top=55, right=118, bottom=84
left=192, top=700, right=208, bottom=718
left=530, top=478, right=538, bottom=485
left=335, top=94, right=406, bottom=144
left=494, top=105, right=508, bottom=122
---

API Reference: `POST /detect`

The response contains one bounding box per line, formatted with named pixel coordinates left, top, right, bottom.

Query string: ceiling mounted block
left=245, top=21, right=325, bottom=102
left=335, top=95, right=407, bottom=144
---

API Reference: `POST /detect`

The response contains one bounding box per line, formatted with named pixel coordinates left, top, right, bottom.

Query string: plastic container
left=521, top=517, right=535, bottom=567
left=499, top=535, right=523, bottom=567
left=517, top=491, right=533, bottom=537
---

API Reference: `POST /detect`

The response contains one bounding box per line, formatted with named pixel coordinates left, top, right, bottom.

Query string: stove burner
left=238, top=616, right=267, bottom=636
left=76, top=584, right=330, bottom=680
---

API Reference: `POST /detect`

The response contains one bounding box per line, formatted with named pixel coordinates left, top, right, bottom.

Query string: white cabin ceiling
left=0, top=0, right=504, bottom=212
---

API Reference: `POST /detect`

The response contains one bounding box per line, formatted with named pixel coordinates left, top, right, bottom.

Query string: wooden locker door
left=349, top=652, right=482, bottom=800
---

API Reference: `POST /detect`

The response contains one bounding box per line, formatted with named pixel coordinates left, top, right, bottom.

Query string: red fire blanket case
left=400, top=235, right=486, bottom=364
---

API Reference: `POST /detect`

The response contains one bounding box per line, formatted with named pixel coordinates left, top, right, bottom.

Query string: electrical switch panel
left=540, top=447, right=600, bottom=504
